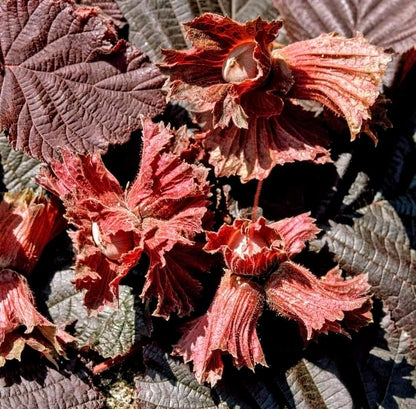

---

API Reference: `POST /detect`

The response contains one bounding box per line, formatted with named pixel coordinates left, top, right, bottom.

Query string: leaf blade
left=323, top=200, right=416, bottom=356
left=0, top=0, right=166, bottom=162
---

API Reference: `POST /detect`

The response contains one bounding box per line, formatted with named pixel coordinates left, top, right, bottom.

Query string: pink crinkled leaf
left=273, top=0, right=416, bottom=54
left=37, top=150, right=144, bottom=313
left=0, top=269, right=71, bottom=366
left=270, top=212, right=320, bottom=258
left=275, top=33, right=391, bottom=140
left=0, top=191, right=64, bottom=275
left=174, top=270, right=266, bottom=386
left=38, top=119, right=211, bottom=317
left=204, top=101, right=331, bottom=182
left=127, top=119, right=211, bottom=253
left=265, top=261, right=373, bottom=341
left=205, top=217, right=286, bottom=276
left=37, top=149, right=124, bottom=207
left=205, top=213, right=319, bottom=276
left=142, top=243, right=212, bottom=319
left=161, top=14, right=282, bottom=129
left=0, top=0, right=165, bottom=162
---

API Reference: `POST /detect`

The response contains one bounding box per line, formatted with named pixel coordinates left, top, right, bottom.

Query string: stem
left=252, top=179, right=263, bottom=222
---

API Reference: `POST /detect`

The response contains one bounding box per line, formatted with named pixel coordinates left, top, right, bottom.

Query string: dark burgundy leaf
left=0, top=359, right=104, bottom=409
left=0, top=0, right=166, bottom=162
left=324, top=200, right=416, bottom=356
left=274, top=0, right=416, bottom=53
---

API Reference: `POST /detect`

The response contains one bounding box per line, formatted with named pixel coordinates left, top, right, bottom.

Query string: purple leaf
left=0, top=0, right=166, bottom=163
left=0, top=359, right=104, bottom=409
left=274, top=0, right=416, bottom=53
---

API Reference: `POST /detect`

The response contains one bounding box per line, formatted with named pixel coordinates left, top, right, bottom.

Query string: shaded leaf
left=323, top=200, right=416, bottom=355
left=357, top=310, right=416, bottom=409
left=0, top=132, right=42, bottom=193
left=214, top=372, right=283, bottom=409
left=390, top=189, right=416, bottom=248
left=0, top=359, right=104, bottom=409
left=135, top=343, right=220, bottom=409
left=0, top=0, right=166, bottom=163
left=273, top=0, right=416, bottom=53
left=135, top=343, right=282, bottom=409
left=115, top=0, right=277, bottom=62
left=278, top=356, right=353, bottom=409
left=46, top=268, right=151, bottom=358
left=381, top=131, right=416, bottom=199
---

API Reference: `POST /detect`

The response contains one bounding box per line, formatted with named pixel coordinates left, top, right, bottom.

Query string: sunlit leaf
left=135, top=344, right=220, bottom=409
left=280, top=356, right=353, bottom=409
left=46, top=268, right=151, bottom=358
left=0, top=0, right=166, bottom=162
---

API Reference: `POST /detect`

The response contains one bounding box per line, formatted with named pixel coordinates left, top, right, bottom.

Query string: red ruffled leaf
left=127, top=119, right=211, bottom=253
left=161, top=14, right=282, bottom=129
left=0, top=191, right=64, bottom=275
left=0, top=269, right=71, bottom=366
left=142, top=243, right=212, bottom=319
left=38, top=150, right=144, bottom=313
left=162, top=15, right=390, bottom=180
left=0, top=0, right=165, bottom=162
left=204, top=101, right=331, bottom=182
left=205, top=217, right=285, bottom=276
left=38, top=119, right=211, bottom=317
left=275, top=33, right=391, bottom=140
left=265, top=261, right=373, bottom=341
left=270, top=212, right=320, bottom=258
left=205, top=213, right=319, bottom=276
left=174, top=270, right=266, bottom=386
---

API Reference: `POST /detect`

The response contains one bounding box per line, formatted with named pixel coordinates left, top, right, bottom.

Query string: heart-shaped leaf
left=0, top=0, right=166, bottom=163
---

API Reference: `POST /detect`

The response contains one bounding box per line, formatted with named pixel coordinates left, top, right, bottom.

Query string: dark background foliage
left=0, top=0, right=415, bottom=408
